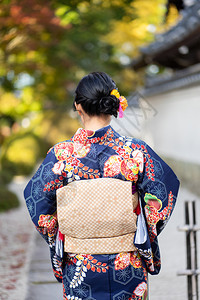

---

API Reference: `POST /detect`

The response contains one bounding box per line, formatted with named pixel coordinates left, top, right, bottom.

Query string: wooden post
left=177, top=200, right=200, bottom=299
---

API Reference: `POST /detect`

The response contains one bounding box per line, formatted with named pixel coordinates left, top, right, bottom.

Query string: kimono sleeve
left=137, top=142, right=180, bottom=235
left=24, top=147, right=63, bottom=282
left=133, top=141, right=180, bottom=274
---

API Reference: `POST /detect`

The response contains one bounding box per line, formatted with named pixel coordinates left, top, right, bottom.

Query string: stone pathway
left=0, top=177, right=34, bottom=300
left=0, top=177, right=199, bottom=300
left=25, top=233, right=62, bottom=300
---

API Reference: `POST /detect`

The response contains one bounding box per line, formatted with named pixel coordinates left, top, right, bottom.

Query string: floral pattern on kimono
left=24, top=124, right=179, bottom=299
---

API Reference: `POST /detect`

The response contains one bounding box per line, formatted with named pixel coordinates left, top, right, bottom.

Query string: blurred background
left=0, top=0, right=183, bottom=206
left=0, top=0, right=200, bottom=299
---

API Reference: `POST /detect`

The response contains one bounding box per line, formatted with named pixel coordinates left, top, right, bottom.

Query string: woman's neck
left=83, top=115, right=111, bottom=131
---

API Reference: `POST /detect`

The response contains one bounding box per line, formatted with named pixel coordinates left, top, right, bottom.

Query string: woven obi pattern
left=56, top=178, right=138, bottom=254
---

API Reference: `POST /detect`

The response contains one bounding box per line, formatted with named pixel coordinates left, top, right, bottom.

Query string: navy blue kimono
left=24, top=125, right=180, bottom=300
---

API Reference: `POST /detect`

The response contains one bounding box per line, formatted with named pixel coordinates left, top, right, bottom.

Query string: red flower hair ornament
left=110, top=89, right=128, bottom=118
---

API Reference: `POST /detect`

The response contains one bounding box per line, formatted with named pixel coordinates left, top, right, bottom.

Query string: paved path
left=0, top=177, right=199, bottom=300
left=0, top=177, right=34, bottom=300
left=25, top=233, right=62, bottom=300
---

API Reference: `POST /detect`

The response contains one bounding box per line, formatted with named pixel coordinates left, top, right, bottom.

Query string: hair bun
left=74, top=72, right=120, bottom=117
left=98, top=94, right=120, bottom=118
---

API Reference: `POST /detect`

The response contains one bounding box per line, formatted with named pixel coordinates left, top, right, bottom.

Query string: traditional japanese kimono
left=24, top=125, right=180, bottom=300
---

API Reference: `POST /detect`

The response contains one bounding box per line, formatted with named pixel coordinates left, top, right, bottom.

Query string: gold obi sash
left=56, top=178, right=138, bottom=254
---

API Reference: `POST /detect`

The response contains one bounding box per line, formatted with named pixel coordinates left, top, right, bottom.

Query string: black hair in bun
left=73, top=72, right=120, bottom=118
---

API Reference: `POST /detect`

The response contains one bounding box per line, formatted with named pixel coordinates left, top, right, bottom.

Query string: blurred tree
left=0, top=0, right=180, bottom=188
left=0, top=0, right=138, bottom=189
left=104, top=0, right=180, bottom=57
left=0, top=0, right=135, bottom=113
left=0, top=0, right=139, bottom=149
left=165, top=0, right=185, bottom=17
left=0, top=0, right=177, bottom=122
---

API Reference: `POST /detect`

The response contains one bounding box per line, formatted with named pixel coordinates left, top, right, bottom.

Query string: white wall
left=111, top=84, right=200, bottom=164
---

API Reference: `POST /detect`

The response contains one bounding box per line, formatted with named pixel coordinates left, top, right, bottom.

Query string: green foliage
left=0, top=111, right=80, bottom=178
left=0, top=0, right=138, bottom=115
left=1, top=132, right=47, bottom=176
left=32, top=110, right=80, bottom=147
left=0, top=185, right=20, bottom=212
left=0, top=169, right=14, bottom=185
left=0, top=0, right=169, bottom=182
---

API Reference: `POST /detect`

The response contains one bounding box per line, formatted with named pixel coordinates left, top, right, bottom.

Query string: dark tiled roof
left=128, top=63, right=200, bottom=101
left=131, top=2, right=200, bottom=70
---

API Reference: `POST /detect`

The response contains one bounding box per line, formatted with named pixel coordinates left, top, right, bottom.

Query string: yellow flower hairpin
left=110, top=89, right=128, bottom=118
